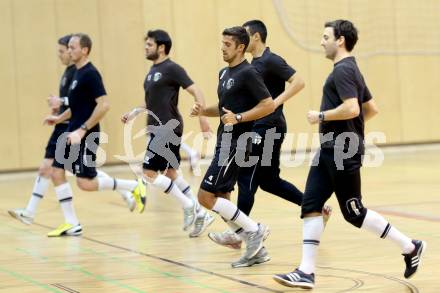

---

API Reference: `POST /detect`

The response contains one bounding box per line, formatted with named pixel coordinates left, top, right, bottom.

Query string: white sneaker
left=182, top=201, right=197, bottom=231
left=122, top=191, right=136, bottom=212
left=231, top=246, right=271, bottom=268
left=189, top=211, right=215, bottom=238
left=8, top=208, right=33, bottom=225
left=243, top=224, right=269, bottom=259
left=208, top=229, right=242, bottom=249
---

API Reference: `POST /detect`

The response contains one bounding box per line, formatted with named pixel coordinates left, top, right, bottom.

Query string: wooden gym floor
left=0, top=145, right=439, bottom=292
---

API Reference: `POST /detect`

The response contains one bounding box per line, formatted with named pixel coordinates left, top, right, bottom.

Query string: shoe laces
left=193, top=215, right=205, bottom=230
left=184, top=206, right=193, bottom=216
left=247, top=229, right=258, bottom=241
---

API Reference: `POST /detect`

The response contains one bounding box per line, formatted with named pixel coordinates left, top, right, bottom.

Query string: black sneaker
left=403, top=239, right=426, bottom=279
left=273, top=268, right=315, bottom=289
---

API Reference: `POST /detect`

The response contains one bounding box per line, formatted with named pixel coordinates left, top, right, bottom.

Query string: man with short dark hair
left=273, top=20, right=425, bottom=289
left=8, top=35, right=76, bottom=224
left=208, top=20, right=328, bottom=268
left=45, top=33, right=143, bottom=237
left=192, top=26, right=275, bottom=265
left=122, top=29, right=214, bottom=237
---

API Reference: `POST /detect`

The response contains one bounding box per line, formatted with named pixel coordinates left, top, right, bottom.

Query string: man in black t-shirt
left=273, top=20, right=426, bottom=289
left=8, top=35, right=75, bottom=225
left=192, top=27, right=275, bottom=266
left=208, top=21, right=331, bottom=267
left=121, top=29, right=213, bottom=237
left=45, top=33, right=142, bottom=237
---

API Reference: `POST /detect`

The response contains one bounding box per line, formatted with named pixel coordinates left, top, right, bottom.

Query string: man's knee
left=39, top=160, right=53, bottom=177
left=143, top=169, right=158, bottom=184
left=197, top=189, right=216, bottom=210
left=164, top=168, right=177, bottom=180
left=51, top=167, right=65, bottom=184
left=77, top=177, right=96, bottom=191
left=341, top=198, right=367, bottom=228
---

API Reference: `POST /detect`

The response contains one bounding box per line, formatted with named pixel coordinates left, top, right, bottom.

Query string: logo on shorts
left=144, top=155, right=150, bottom=164
left=226, top=78, right=234, bottom=90
left=204, top=175, right=214, bottom=185
left=147, top=74, right=152, bottom=81
left=153, top=72, right=162, bottom=82
left=70, top=80, right=78, bottom=90
left=253, top=133, right=262, bottom=145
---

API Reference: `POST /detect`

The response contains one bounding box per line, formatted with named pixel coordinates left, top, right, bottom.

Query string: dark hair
left=72, top=33, right=93, bottom=55
left=324, top=20, right=358, bottom=51
left=222, top=26, right=250, bottom=51
left=242, top=19, right=267, bottom=43
left=58, top=34, right=72, bottom=47
left=146, top=29, right=172, bottom=55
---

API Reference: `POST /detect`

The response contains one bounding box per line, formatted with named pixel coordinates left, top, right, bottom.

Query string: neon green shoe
left=132, top=178, right=146, bottom=213
left=47, top=223, right=82, bottom=237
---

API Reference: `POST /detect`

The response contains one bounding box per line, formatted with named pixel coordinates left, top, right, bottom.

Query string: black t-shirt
left=216, top=60, right=270, bottom=143
left=251, top=47, right=295, bottom=128
left=144, top=59, right=193, bottom=136
left=320, top=56, right=372, bottom=154
left=68, top=62, right=106, bottom=133
left=57, top=64, right=76, bottom=123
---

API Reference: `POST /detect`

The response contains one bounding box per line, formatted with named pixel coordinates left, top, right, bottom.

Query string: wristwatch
left=80, top=123, right=88, bottom=131
left=235, top=113, right=242, bottom=123
left=319, top=111, right=325, bottom=122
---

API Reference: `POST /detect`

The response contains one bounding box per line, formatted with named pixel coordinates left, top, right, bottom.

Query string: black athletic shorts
left=52, top=132, right=99, bottom=179
left=301, top=148, right=363, bottom=217
left=44, top=123, right=69, bottom=159
left=142, top=133, right=181, bottom=172
left=201, top=139, right=251, bottom=194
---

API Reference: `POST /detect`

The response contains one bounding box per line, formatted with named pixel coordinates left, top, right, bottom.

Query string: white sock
left=225, top=220, right=246, bottom=241
left=97, top=171, right=135, bottom=201
left=152, top=175, right=193, bottom=208
left=181, top=143, right=197, bottom=157
left=96, top=170, right=110, bottom=178
left=225, top=219, right=240, bottom=231
left=97, top=177, right=137, bottom=192
left=212, top=197, right=258, bottom=232
left=299, top=216, right=324, bottom=274
left=361, top=209, right=414, bottom=253
left=55, top=183, right=79, bottom=225
left=26, top=176, right=50, bottom=216
left=173, top=176, right=202, bottom=213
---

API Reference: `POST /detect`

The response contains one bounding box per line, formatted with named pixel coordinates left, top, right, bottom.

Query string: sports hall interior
left=0, top=0, right=439, bottom=292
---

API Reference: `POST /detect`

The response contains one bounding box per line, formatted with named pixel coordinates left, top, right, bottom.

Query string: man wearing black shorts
left=192, top=26, right=275, bottom=266
left=8, top=35, right=137, bottom=226
left=121, top=29, right=213, bottom=237
left=46, top=33, right=143, bottom=237
left=208, top=20, right=326, bottom=268
left=8, top=35, right=75, bottom=225
left=273, top=20, right=426, bottom=289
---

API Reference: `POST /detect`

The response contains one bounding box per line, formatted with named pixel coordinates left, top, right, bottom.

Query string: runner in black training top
left=121, top=29, right=214, bottom=237
left=192, top=26, right=274, bottom=267
left=8, top=34, right=75, bottom=226
left=207, top=20, right=322, bottom=268
left=46, top=33, right=140, bottom=238
left=273, top=19, right=426, bottom=289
